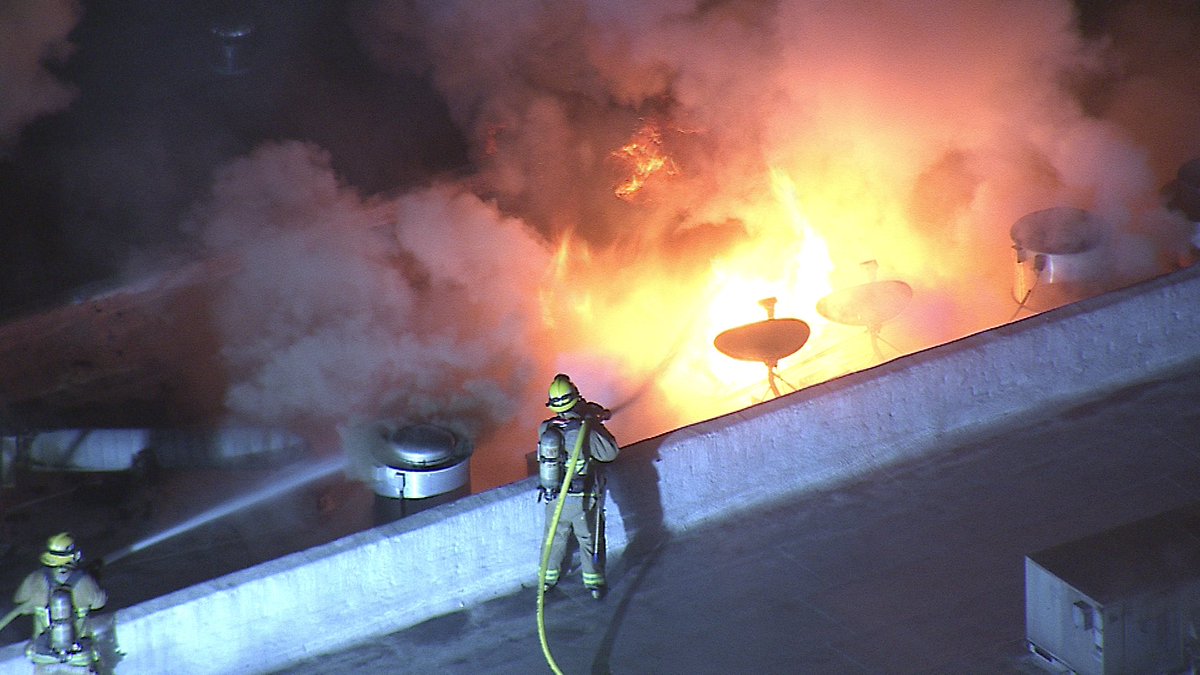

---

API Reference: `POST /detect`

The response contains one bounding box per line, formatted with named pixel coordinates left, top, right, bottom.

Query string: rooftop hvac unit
left=1025, top=502, right=1200, bottom=674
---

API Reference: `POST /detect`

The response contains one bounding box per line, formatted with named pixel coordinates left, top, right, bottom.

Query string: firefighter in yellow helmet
left=537, top=374, right=619, bottom=599
left=12, top=532, right=107, bottom=672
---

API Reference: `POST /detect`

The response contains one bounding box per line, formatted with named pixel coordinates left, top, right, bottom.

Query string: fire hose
left=536, top=418, right=589, bottom=675
left=0, top=604, right=26, bottom=633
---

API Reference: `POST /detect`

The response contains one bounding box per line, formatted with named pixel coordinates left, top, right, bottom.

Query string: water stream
left=103, top=454, right=347, bottom=565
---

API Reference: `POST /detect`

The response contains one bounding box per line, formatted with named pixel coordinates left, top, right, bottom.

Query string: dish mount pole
left=756, top=297, right=796, bottom=399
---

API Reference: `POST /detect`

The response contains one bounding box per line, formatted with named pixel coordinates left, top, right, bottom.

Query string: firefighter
left=537, top=374, right=619, bottom=599
left=13, top=532, right=107, bottom=673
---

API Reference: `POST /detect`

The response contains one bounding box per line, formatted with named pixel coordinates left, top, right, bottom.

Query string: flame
left=542, top=166, right=885, bottom=424
left=543, top=88, right=1031, bottom=435
left=683, top=169, right=837, bottom=402
left=612, top=120, right=677, bottom=200
left=540, top=232, right=594, bottom=329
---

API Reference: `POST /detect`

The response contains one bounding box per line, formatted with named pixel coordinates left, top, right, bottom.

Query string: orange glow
left=541, top=164, right=921, bottom=424
left=540, top=232, right=595, bottom=329
left=483, top=123, right=506, bottom=157
left=612, top=121, right=677, bottom=200
left=544, top=95, right=1038, bottom=434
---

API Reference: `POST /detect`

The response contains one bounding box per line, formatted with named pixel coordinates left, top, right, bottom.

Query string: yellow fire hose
left=536, top=419, right=590, bottom=675
left=0, top=604, right=25, bottom=633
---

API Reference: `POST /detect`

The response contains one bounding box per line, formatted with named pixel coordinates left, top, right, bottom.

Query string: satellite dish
left=714, top=318, right=811, bottom=367
left=816, top=280, right=912, bottom=359
left=713, top=297, right=811, bottom=398
left=816, top=280, right=912, bottom=328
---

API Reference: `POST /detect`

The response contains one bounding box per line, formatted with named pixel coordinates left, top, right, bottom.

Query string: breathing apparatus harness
left=538, top=416, right=603, bottom=500
left=27, top=566, right=94, bottom=667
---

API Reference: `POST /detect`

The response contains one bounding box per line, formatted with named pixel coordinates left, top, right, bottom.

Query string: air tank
left=47, top=587, right=77, bottom=652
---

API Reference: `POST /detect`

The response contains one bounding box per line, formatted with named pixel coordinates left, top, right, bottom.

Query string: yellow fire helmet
left=546, top=374, right=580, bottom=413
left=41, top=532, right=81, bottom=568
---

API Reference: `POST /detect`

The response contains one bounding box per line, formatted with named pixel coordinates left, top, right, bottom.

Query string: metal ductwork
left=11, top=426, right=308, bottom=473
left=1167, top=157, right=1200, bottom=253
left=1170, top=158, right=1200, bottom=222
left=1011, top=207, right=1112, bottom=312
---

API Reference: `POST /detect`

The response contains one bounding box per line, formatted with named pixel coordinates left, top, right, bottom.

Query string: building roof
left=2, top=264, right=1200, bottom=674
left=279, top=356, right=1200, bottom=674
left=1028, top=501, right=1200, bottom=604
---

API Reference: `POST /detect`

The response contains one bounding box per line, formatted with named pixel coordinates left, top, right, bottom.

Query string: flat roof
left=1029, top=501, right=1200, bottom=603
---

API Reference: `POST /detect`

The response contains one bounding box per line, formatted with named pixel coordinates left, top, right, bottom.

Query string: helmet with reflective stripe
left=546, top=373, right=580, bottom=413
left=41, top=532, right=81, bottom=567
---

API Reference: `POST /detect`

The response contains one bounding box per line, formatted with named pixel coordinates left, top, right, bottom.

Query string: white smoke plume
left=350, top=0, right=1194, bottom=385
left=191, top=141, right=554, bottom=483
left=178, top=0, right=1200, bottom=484
left=354, top=0, right=1190, bottom=280
left=0, top=0, right=80, bottom=154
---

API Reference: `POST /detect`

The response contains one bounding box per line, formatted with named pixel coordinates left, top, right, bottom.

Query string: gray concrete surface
left=1, top=264, right=1198, bottom=674
left=0, top=456, right=378, bottom=646
left=280, top=360, right=1200, bottom=673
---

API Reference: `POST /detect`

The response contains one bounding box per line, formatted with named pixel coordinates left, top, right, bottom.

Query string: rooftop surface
left=279, top=354, right=1200, bottom=673
left=2, top=264, right=1198, bottom=674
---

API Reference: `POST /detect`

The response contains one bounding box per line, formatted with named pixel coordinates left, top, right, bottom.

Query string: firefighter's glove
left=537, top=486, right=557, bottom=503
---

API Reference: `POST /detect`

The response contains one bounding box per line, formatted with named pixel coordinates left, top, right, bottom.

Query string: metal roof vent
left=371, top=424, right=473, bottom=502
left=1011, top=207, right=1111, bottom=314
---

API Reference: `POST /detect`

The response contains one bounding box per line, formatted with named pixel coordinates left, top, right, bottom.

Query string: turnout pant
left=543, top=492, right=604, bottom=589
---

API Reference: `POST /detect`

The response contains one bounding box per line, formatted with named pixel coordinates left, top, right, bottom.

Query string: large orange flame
left=541, top=164, right=919, bottom=427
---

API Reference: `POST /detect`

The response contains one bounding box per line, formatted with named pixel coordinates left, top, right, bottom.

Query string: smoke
left=5, top=1, right=1200, bottom=486
left=1081, top=0, right=1200, bottom=179
left=364, top=4, right=1183, bottom=284
left=338, top=0, right=1199, bottom=431
left=191, top=141, right=553, bottom=466
left=0, top=0, right=80, bottom=154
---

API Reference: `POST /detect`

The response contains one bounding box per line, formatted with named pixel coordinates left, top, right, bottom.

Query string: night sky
left=1, top=0, right=470, bottom=317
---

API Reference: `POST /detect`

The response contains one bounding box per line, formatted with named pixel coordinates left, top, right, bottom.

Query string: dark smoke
left=0, top=0, right=80, bottom=154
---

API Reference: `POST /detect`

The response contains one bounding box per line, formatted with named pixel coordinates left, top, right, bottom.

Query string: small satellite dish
left=713, top=297, right=811, bottom=398
left=714, top=318, right=811, bottom=367
left=816, top=280, right=912, bottom=359
left=816, top=280, right=912, bottom=329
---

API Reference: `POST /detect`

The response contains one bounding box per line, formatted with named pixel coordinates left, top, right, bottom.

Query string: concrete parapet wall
left=651, top=266, right=1200, bottom=532
left=2, top=266, right=1198, bottom=673
left=0, top=483, right=551, bottom=674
